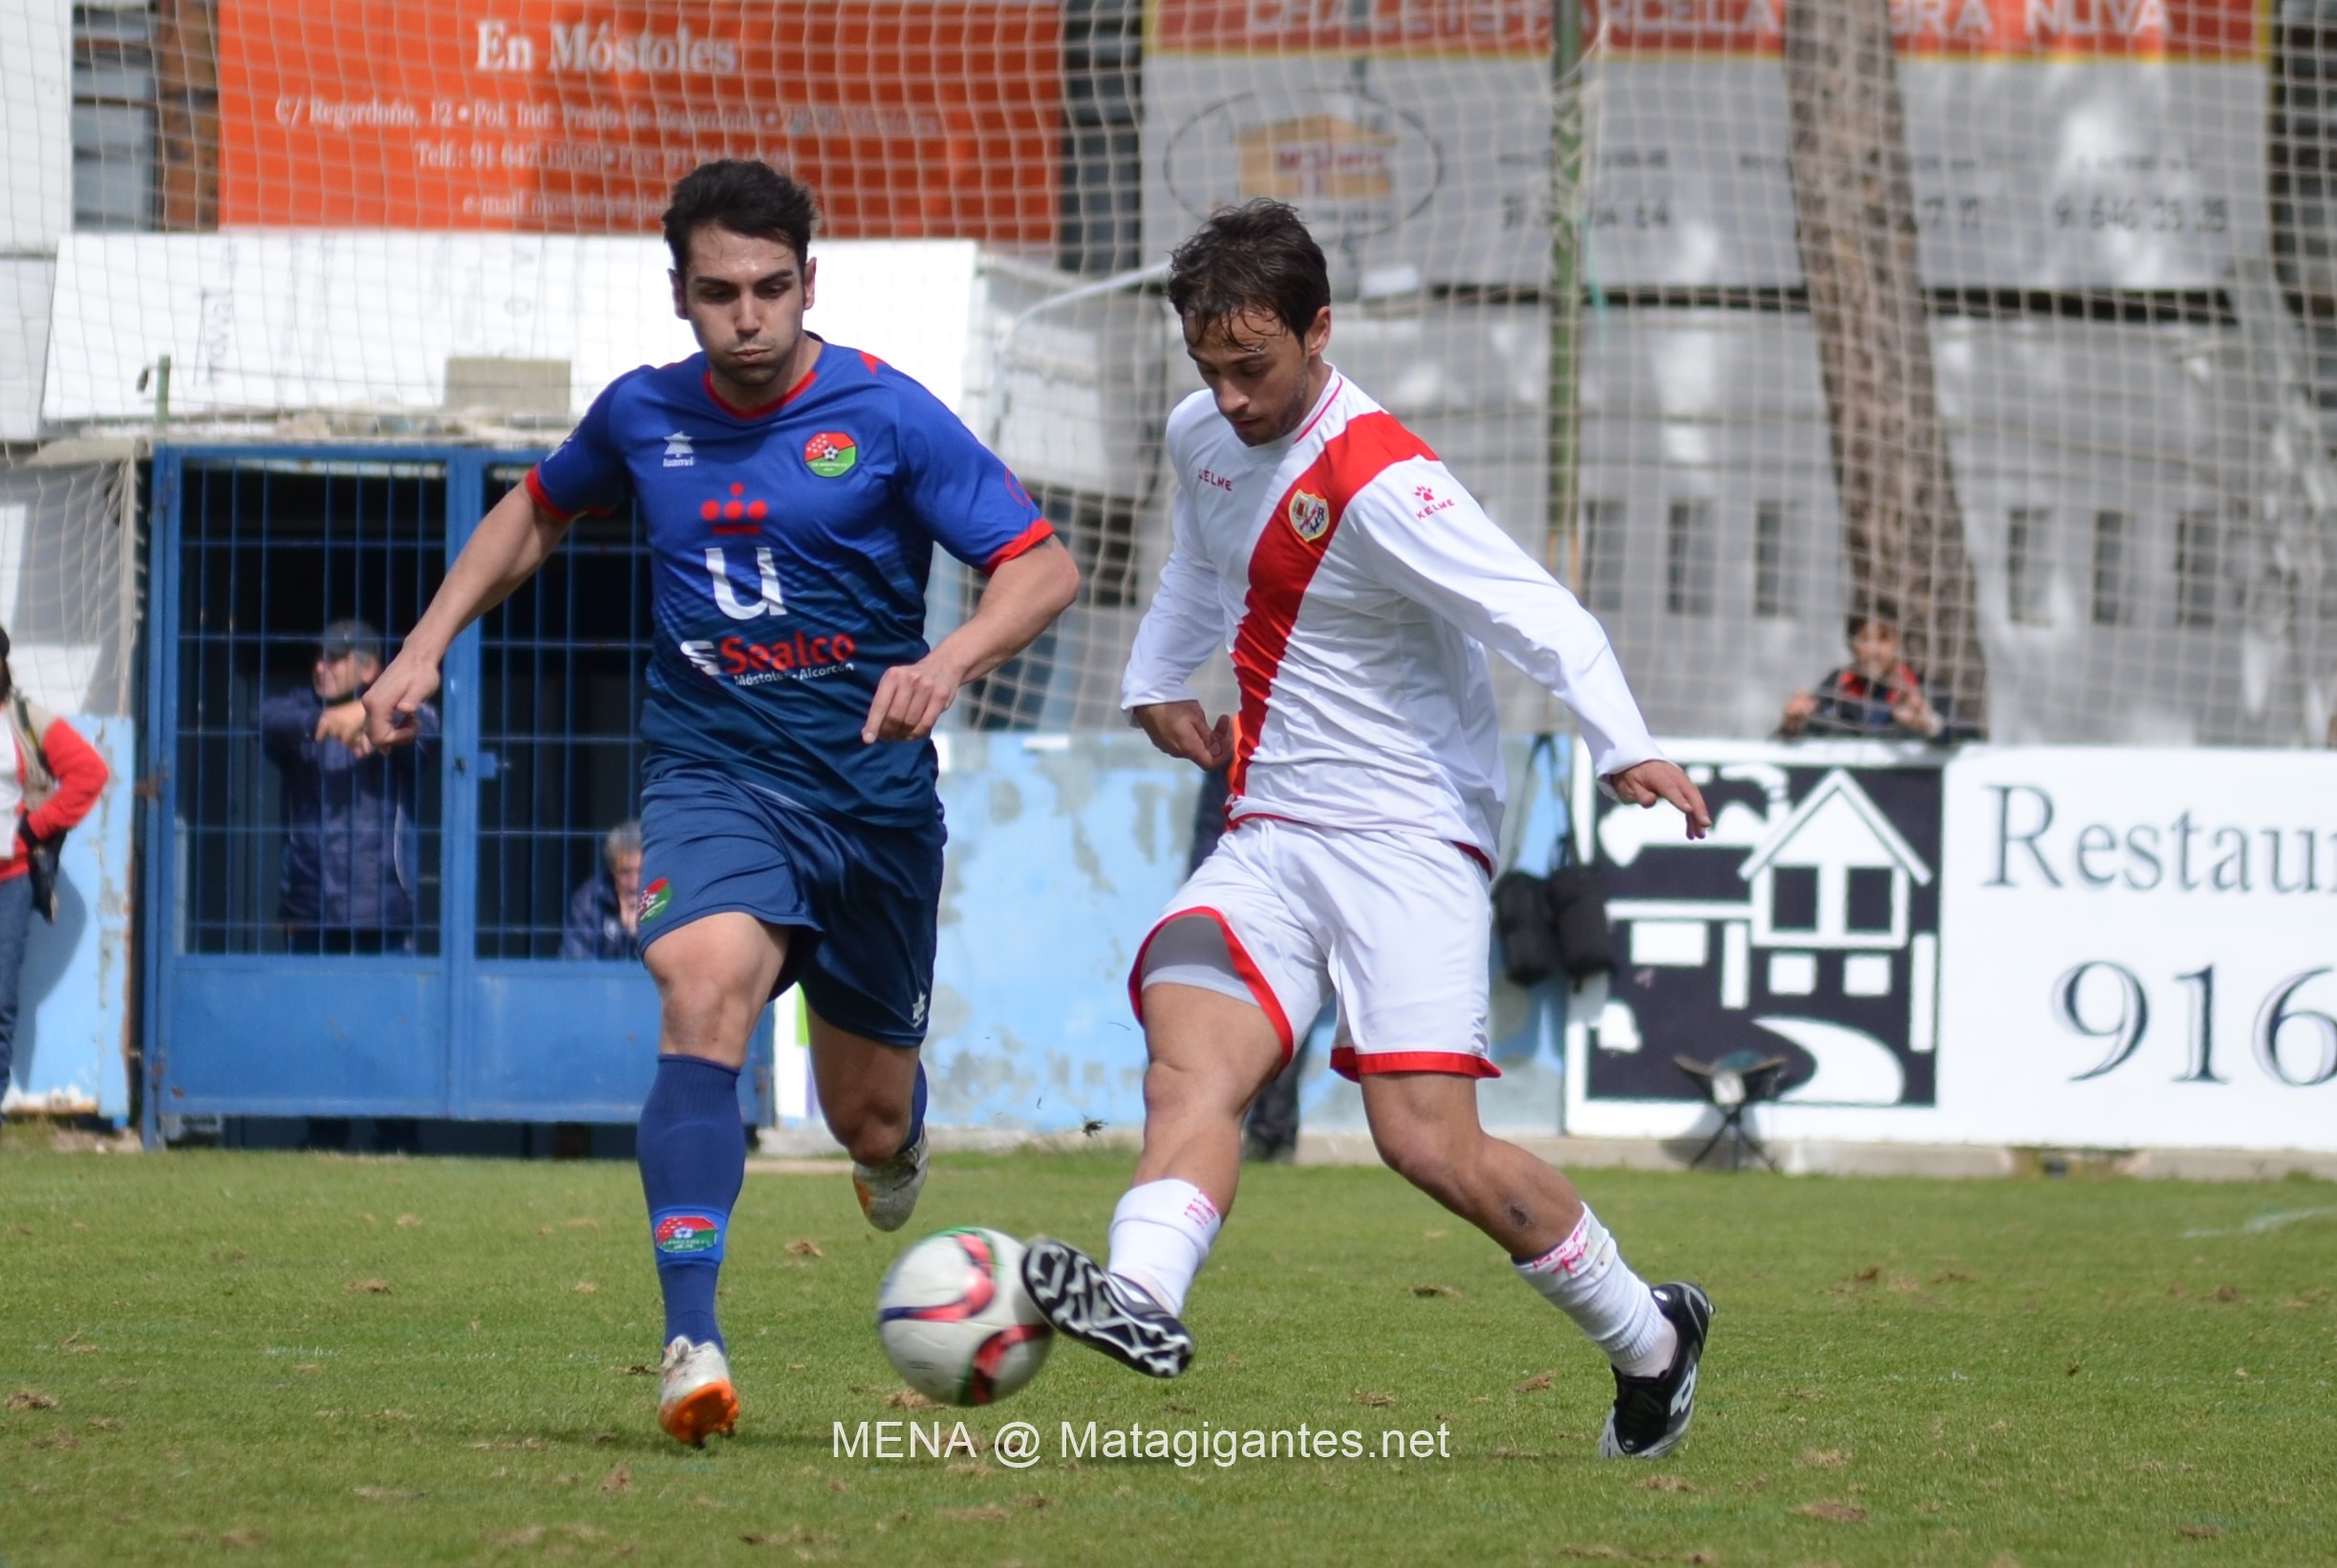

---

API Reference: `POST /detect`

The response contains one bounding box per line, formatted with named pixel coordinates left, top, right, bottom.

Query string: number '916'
left=2053, top=962, right=2337, bottom=1086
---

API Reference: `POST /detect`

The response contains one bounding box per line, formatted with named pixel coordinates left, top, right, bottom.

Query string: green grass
left=1, top=1138, right=2333, bottom=1566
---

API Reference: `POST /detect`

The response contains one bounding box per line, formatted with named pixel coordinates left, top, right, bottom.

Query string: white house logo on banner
left=1583, top=750, right=1946, bottom=1109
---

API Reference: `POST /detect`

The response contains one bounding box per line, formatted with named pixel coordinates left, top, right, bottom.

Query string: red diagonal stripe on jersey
left=1228, top=411, right=1438, bottom=797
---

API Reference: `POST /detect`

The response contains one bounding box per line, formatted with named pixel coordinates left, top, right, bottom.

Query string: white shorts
left=1129, top=816, right=1498, bottom=1081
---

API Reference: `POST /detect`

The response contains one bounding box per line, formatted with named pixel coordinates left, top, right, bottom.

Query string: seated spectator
left=1779, top=606, right=1963, bottom=743
left=563, top=819, right=644, bottom=960
left=259, top=619, right=439, bottom=955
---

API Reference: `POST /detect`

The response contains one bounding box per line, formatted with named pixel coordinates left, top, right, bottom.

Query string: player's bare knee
left=1143, top=1054, right=1252, bottom=1126
left=1371, top=1124, right=1447, bottom=1193
left=827, top=1104, right=909, bottom=1165
left=658, top=983, right=756, bottom=1060
left=1370, top=1115, right=1481, bottom=1203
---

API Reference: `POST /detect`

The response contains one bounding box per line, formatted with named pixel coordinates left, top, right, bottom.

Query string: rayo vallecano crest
left=1287, top=489, right=1332, bottom=543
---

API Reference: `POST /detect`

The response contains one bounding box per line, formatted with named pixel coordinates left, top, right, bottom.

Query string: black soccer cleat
left=1597, top=1281, right=1713, bottom=1459
left=1020, top=1236, right=1195, bottom=1379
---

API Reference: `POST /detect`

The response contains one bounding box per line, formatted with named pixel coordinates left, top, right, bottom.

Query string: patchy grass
left=1, top=1142, right=2333, bottom=1564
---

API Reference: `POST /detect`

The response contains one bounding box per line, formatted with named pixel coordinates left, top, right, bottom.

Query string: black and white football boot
left=1597, top=1281, right=1713, bottom=1460
left=1020, top=1236, right=1195, bottom=1379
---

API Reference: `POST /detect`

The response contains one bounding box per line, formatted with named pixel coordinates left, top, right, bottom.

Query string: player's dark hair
left=1847, top=599, right=1901, bottom=643
left=1167, top=200, right=1331, bottom=339
left=663, top=161, right=818, bottom=277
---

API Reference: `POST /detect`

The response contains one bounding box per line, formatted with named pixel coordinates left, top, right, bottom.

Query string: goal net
left=10, top=0, right=2335, bottom=745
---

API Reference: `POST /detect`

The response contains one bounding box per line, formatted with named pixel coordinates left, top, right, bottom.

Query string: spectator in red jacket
left=1778, top=605, right=1966, bottom=743
left=0, top=627, right=111, bottom=1103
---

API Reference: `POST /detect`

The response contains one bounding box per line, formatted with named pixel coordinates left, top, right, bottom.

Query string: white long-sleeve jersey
left=1121, top=373, right=1664, bottom=860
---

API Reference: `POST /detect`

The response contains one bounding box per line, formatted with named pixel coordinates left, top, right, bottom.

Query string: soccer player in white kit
left=1021, top=202, right=1719, bottom=1458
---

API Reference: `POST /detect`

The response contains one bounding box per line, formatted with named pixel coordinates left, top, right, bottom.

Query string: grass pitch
left=2, top=1138, right=2333, bottom=1566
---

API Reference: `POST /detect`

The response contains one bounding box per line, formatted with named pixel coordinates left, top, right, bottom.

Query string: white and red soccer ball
left=875, top=1228, right=1053, bottom=1406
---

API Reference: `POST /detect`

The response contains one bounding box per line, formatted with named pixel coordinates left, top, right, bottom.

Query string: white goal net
left=8, top=0, right=2336, bottom=745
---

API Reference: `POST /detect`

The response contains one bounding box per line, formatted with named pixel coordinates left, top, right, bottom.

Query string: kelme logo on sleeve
left=804, top=431, right=858, bottom=478
left=637, top=877, right=672, bottom=923
left=654, top=1213, right=723, bottom=1256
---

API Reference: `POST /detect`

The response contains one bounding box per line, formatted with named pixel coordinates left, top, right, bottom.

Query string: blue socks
left=638, top=1054, right=746, bottom=1351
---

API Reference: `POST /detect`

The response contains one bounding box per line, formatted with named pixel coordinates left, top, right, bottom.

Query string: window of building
left=73, top=2, right=157, bottom=230
left=1579, top=497, right=1626, bottom=612
left=2006, top=506, right=2052, bottom=626
left=1664, top=500, right=1715, bottom=617
left=2175, top=510, right=2220, bottom=629
left=2090, top=511, right=2129, bottom=628
left=1753, top=501, right=1792, bottom=619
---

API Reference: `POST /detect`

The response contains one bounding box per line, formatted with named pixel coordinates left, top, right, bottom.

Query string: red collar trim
left=1294, top=373, right=1343, bottom=442
left=703, top=347, right=821, bottom=419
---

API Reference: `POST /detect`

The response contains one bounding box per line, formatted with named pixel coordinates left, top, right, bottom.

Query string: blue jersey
left=527, top=343, right=1050, bottom=827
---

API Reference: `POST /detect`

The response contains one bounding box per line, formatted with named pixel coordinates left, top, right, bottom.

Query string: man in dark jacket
left=259, top=620, right=439, bottom=955
left=563, top=819, right=645, bottom=960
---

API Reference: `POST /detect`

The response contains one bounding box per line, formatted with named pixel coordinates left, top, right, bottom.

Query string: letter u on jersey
left=704, top=546, right=787, bottom=620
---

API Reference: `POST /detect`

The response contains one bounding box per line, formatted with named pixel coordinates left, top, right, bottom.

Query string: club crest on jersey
left=662, top=430, right=696, bottom=468
left=1287, top=489, right=1332, bottom=544
left=637, top=877, right=671, bottom=924
left=804, top=431, right=858, bottom=478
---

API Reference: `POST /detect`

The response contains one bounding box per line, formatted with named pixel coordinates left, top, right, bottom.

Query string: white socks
left=1513, top=1207, right=1678, bottom=1378
left=1104, top=1178, right=1222, bottom=1317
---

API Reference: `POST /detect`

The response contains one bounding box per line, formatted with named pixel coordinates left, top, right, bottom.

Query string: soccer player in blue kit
left=362, top=161, right=1080, bottom=1447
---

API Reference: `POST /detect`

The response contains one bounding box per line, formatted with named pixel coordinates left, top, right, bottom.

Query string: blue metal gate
left=143, top=445, right=773, bottom=1137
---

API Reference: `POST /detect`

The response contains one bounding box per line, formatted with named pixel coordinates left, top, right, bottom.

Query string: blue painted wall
left=6, top=718, right=134, bottom=1123
left=922, top=732, right=1576, bottom=1138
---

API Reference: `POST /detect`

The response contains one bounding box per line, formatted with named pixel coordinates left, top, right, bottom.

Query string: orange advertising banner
left=217, top=0, right=1063, bottom=239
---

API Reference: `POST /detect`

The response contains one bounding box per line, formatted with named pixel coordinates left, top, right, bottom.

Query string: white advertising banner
left=1588, top=57, right=2269, bottom=290
left=1938, top=745, right=2337, bottom=1152
left=1565, top=741, right=2337, bottom=1152
left=1142, top=0, right=2269, bottom=292
left=1144, top=0, right=1554, bottom=290
left=1584, top=0, right=2270, bottom=290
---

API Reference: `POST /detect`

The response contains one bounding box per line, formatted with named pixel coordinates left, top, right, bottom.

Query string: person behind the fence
left=259, top=619, right=439, bottom=954
left=563, top=818, right=645, bottom=961
left=0, top=626, right=110, bottom=1103
left=1777, top=603, right=1962, bottom=742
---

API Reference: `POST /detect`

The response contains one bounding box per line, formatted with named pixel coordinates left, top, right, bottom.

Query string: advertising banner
left=1569, top=741, right=1949, bottom=1127
left=1146, top=0, right=2267, bottom=291
left=1566, top=741, right=2337, bottom=1152
left=1584, top=0, right=2268, bottom=290
left=1144, top=0, right=1554, bottom=289
left=1937, top=745, right=2337, bottom=1152
left=216, top=0, right=1061, bottom=242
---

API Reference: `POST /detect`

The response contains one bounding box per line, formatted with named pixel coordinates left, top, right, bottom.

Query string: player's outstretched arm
left=363, top=483, right=571, bottom=749
left=1608, top=760, right=1712, bottom=839
left=1132, top=701, right=1233, bottom=770
left=1345, top=465, right=1711, bottom=838
left=861, top=536, right=1080, bottom=743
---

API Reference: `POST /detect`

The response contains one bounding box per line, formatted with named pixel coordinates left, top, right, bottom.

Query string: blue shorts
left=635, top=763, right=943, bottom=1048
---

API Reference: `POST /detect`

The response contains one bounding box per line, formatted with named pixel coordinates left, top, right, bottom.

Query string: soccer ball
left=875, top=1228, right=1054, bottom=1406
